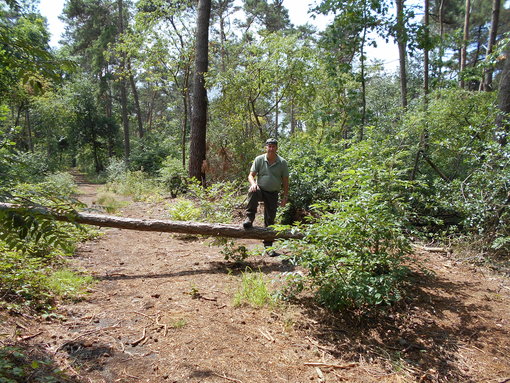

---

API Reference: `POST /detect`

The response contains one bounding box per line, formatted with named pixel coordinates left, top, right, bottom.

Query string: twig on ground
left=15, top=321, right=28, bottom=330
left=132, top=311, right=155, bottom=321
left=315, top=367, right=325, bottom=382
left=131, top=327, right=147, bottom=346
left=304, top=362, right=358, bottom=369
left=258, top=328, right=275, bottom=342
left=19, top=331, right=43, bottom=341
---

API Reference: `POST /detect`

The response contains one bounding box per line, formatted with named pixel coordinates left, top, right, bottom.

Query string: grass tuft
left=233, top=269, right=276, bottom=308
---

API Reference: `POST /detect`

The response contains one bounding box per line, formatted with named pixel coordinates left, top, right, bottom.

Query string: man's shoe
left=242, top=219, right=253, bottom=229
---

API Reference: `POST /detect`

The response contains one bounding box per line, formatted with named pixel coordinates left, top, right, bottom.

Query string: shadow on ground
left=0, top=343, right=82, bottom=382
left=293, top=270, right=500, bottom=382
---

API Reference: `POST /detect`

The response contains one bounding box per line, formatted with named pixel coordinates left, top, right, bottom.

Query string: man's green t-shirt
left=250, top=154, right=289, bottom=192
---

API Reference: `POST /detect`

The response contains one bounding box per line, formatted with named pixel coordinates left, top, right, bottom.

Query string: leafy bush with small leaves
left=105, top=157, right=128, bottom=183
left=0, top=346, right=70, bottom=383
left=278, top=137, right=340, bottom=224
left=106, top=170, right=164, bottom=202
left=186, top=179, right=242, bottom=223
left=276, top=140, right=412, bottom=312
left=211, top=237, right=250, bottom=263
left=158, top=156, right=187, bottom=197
left=94, top=192, right=127, bottom=213
left=42, top=172, right=78, bottom=196
left=167, top=199, right=202, bottom=221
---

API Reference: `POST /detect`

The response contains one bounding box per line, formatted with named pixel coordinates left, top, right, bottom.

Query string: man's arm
left=280, top=176, right=289, bottom=207
left=248, top=171, right=259, bottom=193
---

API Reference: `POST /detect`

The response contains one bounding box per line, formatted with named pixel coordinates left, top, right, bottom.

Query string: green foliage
left=94, top=192, right=127, bottom=213
left=42, top=172, right=78, bottom=196
left=129, top=134, right=179, bottom=175
left=0, top=246, right=53, bottom=311
left=9, top=152, right=51, bottom=183
left=167, top=198, right=201, bottom=221
left=233, top=269, right=276, bottom=308
left=276, top=140, right=412, bottom=312
left=46, top=270, right=94, bottom=300
left=210, top=237, right=250, bottom=263
left=105, top=157, right=128, bottom=183
left=0, top=346, right=68, bottom=383
left=0, top=219, right=96, bottom=311
left=279, top=136, right=340, bottom=223
left=158, top=156, right=187, bottom=197
left=106, top=170, right=164, bottom=202
left=186, top=180, right=242, bottom=223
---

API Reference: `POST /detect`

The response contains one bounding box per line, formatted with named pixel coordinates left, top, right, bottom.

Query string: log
left=0, top=203, right=303, bottom=241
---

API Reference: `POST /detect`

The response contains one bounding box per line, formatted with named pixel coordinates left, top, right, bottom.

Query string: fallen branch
left=304, top=362, right=357, bottom=369
left=19, top=331, right=43, bottom=341
left=0, top=203, right=303, bottom=241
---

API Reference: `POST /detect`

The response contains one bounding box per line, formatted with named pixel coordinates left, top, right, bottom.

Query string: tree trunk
left=437, top=0, right=445, bottom=84
left=0, top=203, right=303, bottom=241
left=481, top=0, right=501, bottom=91
left=127, top=59, right=144, bottom=138
left=496, top=43, right=510, bottom=146
left=395, top=0, right=408, bottom=108
left=360, top=15, right=367, bottom=137
left=189, top=0, right=211, bottom=184
left=118, top=0, right=130, bottom=165
left=459, top=0, right=471, bottom=88
left=25, top=108, right=33, bottom=153
left=423, top=0, right=429, bottom=100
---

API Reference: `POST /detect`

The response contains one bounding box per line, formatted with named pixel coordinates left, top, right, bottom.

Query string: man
left=243, top=138, right=289, bottom=256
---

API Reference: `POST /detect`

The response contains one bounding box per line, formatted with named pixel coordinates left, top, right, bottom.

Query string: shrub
left=275, top=140, right=412, bottom=312
left=106, top=170, right=164, bottom=202
left=187, top=179, right=242, bottom=223
left=167, top=199, right=201, bottom=221
left=42, top=172, right=78, bottom=196
left=278, top=137, right=340, bottom=224
left=95, top=192, right=127, bottom=213
left=105, top=157, right=128, bottom=183
left=158, top=156, right=187, bottom=197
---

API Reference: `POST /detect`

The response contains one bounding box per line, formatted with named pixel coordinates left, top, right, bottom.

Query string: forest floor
left=1, top=176, right=510, bottom=383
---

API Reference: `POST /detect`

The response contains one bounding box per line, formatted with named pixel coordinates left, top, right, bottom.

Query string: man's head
left=265, top=138, right=278, bottom=147
left=265, top=138, right=278, bottom=156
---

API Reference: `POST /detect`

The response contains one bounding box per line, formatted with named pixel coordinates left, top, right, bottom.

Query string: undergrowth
left=233, top=269, right=277, bottom=308
left=0, top=346, right=73, bottom=383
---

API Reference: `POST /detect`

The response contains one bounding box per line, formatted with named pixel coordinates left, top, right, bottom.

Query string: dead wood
left=0, top=203, right=303, bottom=241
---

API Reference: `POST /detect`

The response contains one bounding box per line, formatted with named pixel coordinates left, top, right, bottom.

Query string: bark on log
left=0, top=203, right=303, bottom=241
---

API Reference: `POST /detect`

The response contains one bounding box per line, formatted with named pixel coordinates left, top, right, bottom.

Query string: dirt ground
left=1, top=178, right=510, bottom=383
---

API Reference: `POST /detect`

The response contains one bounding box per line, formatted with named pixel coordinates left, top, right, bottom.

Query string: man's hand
left=249, top=183, right=259, bottom=193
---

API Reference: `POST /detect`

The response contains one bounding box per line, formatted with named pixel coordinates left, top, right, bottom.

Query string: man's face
left=266, top=143, right=277, bottom=154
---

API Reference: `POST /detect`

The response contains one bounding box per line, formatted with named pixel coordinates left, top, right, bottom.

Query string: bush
left=105, top=157, right=128, bottom=183
left=276, top=140, right=412, bottom=312
left=186, top=179, right=243, bottom=223
left=106, top=170, right=164, bottom=202
left=158, top=156, right=187, bottom=197
left=279, top=136, right=340, bottom=223
left=42, top=172, right=78, bottom=196
left=167, top=199, right=201, bottom=221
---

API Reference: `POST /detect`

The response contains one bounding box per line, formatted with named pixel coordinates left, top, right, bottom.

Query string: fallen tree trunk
left=0, top=203, right=303, bottom=241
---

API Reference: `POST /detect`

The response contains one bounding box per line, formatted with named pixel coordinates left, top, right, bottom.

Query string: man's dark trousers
left=245, top=188, right=279, bottom=248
